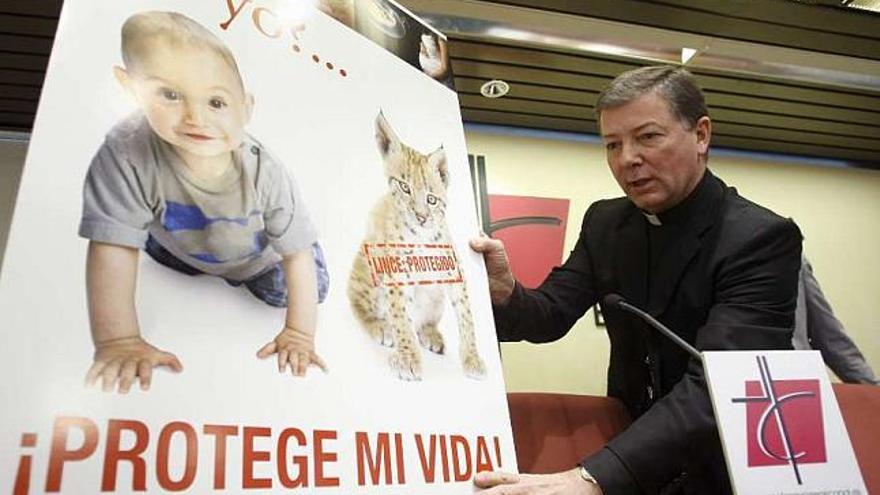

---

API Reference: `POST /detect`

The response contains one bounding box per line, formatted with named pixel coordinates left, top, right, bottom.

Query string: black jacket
left=494, top=170, right=802, bottom=495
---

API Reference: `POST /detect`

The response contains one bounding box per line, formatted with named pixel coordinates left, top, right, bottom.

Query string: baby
left=79, top=11, right=329, bottom=393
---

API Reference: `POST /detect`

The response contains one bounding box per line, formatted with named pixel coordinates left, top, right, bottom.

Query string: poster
left=0, top=0, right=516, bottom=493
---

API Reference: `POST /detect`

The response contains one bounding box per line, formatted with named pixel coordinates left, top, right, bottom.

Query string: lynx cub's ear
left=375, top=112, right=401, bottom=157
left=428, top=146, right=448, bottom=187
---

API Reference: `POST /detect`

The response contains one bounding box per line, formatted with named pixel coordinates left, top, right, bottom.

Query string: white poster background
left=705, top=351, right=866, bottom=495
left=0, top=1, right=516, bottom=493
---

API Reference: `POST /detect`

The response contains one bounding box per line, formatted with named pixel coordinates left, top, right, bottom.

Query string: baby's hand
left=86, top=336, right=183, bottom=393
left=257, top=325, right=328, bottom=377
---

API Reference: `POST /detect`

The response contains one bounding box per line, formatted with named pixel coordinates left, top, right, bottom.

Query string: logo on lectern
left=731, top=355, right=826, bottom=485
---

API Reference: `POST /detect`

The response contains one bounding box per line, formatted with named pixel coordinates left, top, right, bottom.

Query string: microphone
left=603, top=293, right=703, bottom=363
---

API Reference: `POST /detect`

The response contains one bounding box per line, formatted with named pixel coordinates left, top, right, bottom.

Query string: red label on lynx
left=363, top=243, right=463, bottom=287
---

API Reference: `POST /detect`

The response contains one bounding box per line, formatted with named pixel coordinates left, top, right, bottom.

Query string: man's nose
left=620, top=141, right=643, bottom=166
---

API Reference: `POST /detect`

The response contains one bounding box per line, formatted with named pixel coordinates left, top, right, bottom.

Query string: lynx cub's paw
left=389, top=347, right=422, bottom=381
left=462, top=350, right=487, bottom=379
left=417, top=323, right=445, bottom=354
left=365, top=320, right=394, bottom=348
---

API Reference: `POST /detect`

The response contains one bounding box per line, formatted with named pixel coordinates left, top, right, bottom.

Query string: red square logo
left=743, top=379, right=826, bottom=467
left=487, top=195, right=569, bottom=289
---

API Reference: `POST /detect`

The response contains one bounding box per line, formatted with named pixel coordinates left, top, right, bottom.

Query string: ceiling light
left=681, top=47, right=698, bottom=65
left=480, top=79, right=510, bottom=98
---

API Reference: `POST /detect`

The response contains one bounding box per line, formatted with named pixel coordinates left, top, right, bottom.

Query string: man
left=471, top=66, right=802, bottom=494
left=796, top=255, right=879, bottom=385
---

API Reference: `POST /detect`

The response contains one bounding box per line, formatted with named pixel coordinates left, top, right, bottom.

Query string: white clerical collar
left=642, top=211, right=662, bottom=226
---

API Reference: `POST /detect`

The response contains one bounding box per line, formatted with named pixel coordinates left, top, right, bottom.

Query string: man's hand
left=85, top=336, right=182, bottom=393
left=474, top=468, right=603, bottom=495
left=257, top=325, right=328, bottom=377
left=469, top=236, right=516, bottom=306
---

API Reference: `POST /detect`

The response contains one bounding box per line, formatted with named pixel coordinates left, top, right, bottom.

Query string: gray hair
left=595, top=66, right=708, bottom=130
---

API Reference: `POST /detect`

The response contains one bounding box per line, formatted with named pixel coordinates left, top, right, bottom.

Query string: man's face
left=117, top=40, right=252, bottom=161
left=600, top=92, right=710, bottom=213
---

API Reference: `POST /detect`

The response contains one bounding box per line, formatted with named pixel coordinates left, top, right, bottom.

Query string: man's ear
left=113, top=65, right=131, bottom=91
left=695, top=116, right=712, bottom=156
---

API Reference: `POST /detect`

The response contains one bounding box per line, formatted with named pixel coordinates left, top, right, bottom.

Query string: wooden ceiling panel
left=693, top=73, right=880, bottom=112
left=455, top=77, right=596, bottom=105
left=705, top=93, right=880, bottom=127
left=709, top=108, right=879, bottom=140
left=450, top=38, right=880, bottom=114
left=0, top=2, right=64, bottom=18
left=0, top=13, right=58, bottom=37
left=447, top=23, right=880, bottom=166
left=449, top=39, right=638, bottom=77
left=0, top=112, right=34, bottom=132
left=452, top=59, right=611, bottom=91
left=0, top=99, right=38, bottom=114
left=711, top=122, right=879, bottom=152
left=0, top=34, right=53, bottom=56
left=0, top=68, right=45, bottom=87
left=0, top=52, right=50, bottom=72
left=459, top=94, right=588, bottom=120
left=463, top=108, right=595, bottom=134
left=0, top=84, right=42, bottom=100
left=658, top=0, right=880, bottom=39
left=481, top=0, right=880, bottom=60
left=711, top=136, right=880, bottom=164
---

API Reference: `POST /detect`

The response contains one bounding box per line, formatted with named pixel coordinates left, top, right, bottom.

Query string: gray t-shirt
left=79, top=114, right=318, bottom=281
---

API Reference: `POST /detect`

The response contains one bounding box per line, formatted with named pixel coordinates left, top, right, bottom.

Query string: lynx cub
left=348, top=113, right=486, bottom=381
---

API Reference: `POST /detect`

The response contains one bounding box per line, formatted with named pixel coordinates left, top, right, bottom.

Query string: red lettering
left=475, top=436, right=494, bottom=472
left=102, top=419, right=149, bottom=491
left=13, top=454, right=32, bottom=495
left=355, top=431, right=391, bottom=485
left=450, top=435, right=472, bottom=481
left=394, top=432, right=406, bottom=484
left=289, top=22, right=306, bottom=41
left=252, top=7, right=281, bottom=38
left=439, top=434, right=450, bottom=482
left=219, top=0, right=252, bottom=30
left=203, top=424, right=238, bottom=489
left=13, top=433, right=37, bottom=495
left=156, top=422, right=198, bottom=491
left=314, top=430, right=340, bottom=487
left=243, top=427, right=272, bottom=489
left=375, top=255, right=409, bottom=274
left=494, top=436, right=503, bottom=469
left=41, top=418, right=446, bottom=491
left=45, top=417, right=99, bottom=492
left=415, top=434, right=437, bottom=482
left=277, top=428, right=307, bottom=488
left=375, top=256, right=387, bottom=274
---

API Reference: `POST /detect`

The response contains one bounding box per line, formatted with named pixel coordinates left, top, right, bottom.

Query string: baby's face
left=121, top=40, right=251, bottom=160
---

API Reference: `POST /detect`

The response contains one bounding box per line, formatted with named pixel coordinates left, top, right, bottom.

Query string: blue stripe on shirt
left=164, top=202, right=252, bottom=231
